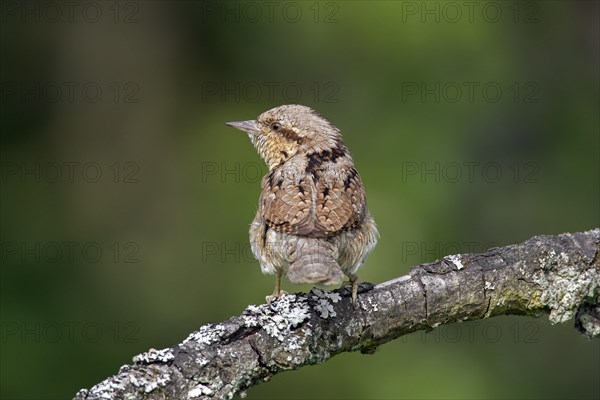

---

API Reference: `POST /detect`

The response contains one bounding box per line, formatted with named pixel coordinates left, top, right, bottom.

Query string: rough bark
left=74, top=229, right=600, bottom=400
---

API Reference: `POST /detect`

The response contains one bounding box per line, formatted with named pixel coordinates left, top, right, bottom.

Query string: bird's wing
left=313, top=166, right=366, bottom=236
left=259, top=167, right=315, bottom=235
left=260, top=165, right=366, bottom=237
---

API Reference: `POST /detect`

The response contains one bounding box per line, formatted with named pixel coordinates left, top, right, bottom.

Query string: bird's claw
left=340, top=278, right=359, bottom=308
left=265, top=290, right=289, bottom=304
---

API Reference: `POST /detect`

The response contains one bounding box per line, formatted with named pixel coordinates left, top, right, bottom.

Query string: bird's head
left=226, top=104, right=344, bottom=169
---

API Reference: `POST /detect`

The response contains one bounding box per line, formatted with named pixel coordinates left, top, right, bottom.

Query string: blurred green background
left=1, top=1, right=599, bottom=399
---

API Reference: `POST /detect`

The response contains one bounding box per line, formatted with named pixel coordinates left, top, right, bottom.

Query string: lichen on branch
left=75, top=229, right=600, bottom=400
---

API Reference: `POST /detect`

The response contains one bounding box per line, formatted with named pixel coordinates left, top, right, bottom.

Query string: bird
left=225, top=105, right=378, bottom=305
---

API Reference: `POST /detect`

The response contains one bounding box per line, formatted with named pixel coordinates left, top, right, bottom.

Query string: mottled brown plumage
left=226, top=105, right=378, bottom=304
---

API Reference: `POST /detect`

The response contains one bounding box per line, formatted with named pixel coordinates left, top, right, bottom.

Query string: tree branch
left=75, top=229, right=600, bottom=400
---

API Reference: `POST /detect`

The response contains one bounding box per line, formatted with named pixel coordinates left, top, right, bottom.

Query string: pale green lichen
left=133, top=347, right=174, bottom=364
left=535, top=250, right=600, bottom=324
left=311, top=289, right=342, bottom=318
left=183, top=324, right=227, bottom=346
left=444, top=254, right=464, bottom=270
left=187, top=384, right=213, bottom=399
left=242, top=294, right=311, bottom=340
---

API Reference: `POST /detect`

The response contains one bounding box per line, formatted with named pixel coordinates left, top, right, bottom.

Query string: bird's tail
left=287, top=239, right=343, bottom=285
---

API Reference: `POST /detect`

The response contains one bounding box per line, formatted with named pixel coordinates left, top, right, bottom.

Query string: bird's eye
left=271, top=122, right=281, bottom=131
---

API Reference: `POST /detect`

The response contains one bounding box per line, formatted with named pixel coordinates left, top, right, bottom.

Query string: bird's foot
left=340, top=278, right=359, bottom=308
left=265, top=290, right=289, bottom=304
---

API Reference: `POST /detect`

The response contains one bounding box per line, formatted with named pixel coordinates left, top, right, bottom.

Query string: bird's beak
left=225, top=120, right=261, bottom=135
